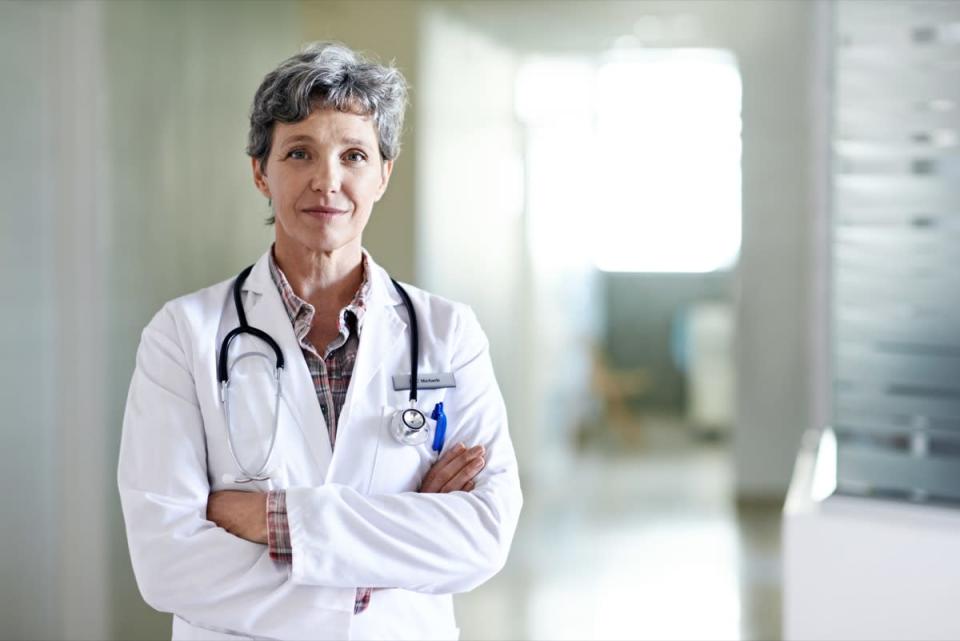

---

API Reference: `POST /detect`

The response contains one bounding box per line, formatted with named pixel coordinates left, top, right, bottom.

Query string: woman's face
left=252, top=107, right=393, bottom=257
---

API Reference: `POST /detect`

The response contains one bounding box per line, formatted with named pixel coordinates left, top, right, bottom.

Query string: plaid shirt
left=264, top=248, right=373, bottom=615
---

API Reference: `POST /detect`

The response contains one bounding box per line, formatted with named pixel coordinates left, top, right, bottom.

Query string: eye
left=343, top=149, right=367, bottom=163
left=285, top=148, right=308, bottom=160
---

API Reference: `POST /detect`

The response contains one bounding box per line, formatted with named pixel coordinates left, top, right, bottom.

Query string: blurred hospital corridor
left=457, top=416, right=781, bottom=641
left=3, top=0, right=960, bottom=640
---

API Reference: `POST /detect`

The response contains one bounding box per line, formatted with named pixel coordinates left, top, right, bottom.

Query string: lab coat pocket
left=369, top=405, right=436, bottom=494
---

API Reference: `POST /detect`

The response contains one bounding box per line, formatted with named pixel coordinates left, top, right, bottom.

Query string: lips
left=302, top=205, right=349, bottom=217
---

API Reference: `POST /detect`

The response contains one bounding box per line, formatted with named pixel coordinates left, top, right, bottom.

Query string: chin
left=277, top=214, right=364, bottom=255
left=297, top=232, right=360, bottom=256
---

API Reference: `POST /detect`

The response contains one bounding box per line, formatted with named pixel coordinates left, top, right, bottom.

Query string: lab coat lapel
left=326, top=256, right=407, bottom=487
left=350, top=258, right=407, bottom=403
left=241, top=251, right=334, bottom=477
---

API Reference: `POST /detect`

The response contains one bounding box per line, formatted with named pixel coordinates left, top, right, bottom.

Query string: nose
left=310, top=157, right=341, bottom=193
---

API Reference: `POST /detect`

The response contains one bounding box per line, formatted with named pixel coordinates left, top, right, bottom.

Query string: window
left=517, top=49, right=743, bottom=273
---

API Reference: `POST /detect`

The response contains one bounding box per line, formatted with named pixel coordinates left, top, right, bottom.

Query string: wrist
left=258, top=492, right=269, bottom=544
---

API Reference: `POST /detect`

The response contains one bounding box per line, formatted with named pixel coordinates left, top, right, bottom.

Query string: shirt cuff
left=266, top=490, right=292, bottom=563
left=355, top=588, right=373, bottom=614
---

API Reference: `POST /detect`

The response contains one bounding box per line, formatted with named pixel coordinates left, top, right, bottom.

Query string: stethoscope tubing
left=389, top=277, right=420, bottom=404
left=217, top=264, right=284, bottom=388
left=221, top=352, right=282, bottom=483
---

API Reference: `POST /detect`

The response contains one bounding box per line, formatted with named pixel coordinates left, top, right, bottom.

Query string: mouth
left=302, top=205, right=350, bottom=219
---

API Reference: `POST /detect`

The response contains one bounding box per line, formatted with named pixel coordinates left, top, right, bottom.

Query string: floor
left=453, top=415, right=783, bottom=641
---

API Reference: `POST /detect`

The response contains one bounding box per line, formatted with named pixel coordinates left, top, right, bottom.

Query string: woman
left=118, top=42, right=522, bottom=641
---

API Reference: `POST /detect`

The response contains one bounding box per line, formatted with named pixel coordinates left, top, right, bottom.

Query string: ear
left=374, top=158, right=394, bottom=202
left=251, top=157, right=271, bottom=199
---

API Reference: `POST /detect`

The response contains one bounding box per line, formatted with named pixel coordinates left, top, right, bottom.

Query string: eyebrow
left=278, top=135, right=314, bottom=146
left=277, top=134, right=372, bottom=148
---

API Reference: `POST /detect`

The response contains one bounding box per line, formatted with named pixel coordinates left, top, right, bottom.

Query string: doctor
left=118, top=42, right=522, bottom=641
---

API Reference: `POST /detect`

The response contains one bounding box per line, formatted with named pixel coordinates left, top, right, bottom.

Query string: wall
left=0, top=2, right=76, bottom=638
left=733, top=2, right=820, bottom=499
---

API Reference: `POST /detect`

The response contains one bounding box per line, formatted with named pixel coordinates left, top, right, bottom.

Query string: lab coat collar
left=241, top=247, right=404, bottom=312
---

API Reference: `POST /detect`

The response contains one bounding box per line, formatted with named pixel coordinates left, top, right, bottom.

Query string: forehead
left=273, top=108, right=378, bottom=146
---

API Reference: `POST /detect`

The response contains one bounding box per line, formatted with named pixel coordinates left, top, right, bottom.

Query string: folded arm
left=205, top=442, right=487, bottom=553
left=117, top=307, right=356, bottom=635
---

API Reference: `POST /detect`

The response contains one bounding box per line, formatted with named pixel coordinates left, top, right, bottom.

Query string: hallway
left=456, top=418, right=782, bottom=640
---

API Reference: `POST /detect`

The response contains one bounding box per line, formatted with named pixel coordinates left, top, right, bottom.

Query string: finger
left=421, top=445, right=482, bottom=492
left=432, top=446, right=484, bottom=492
left=430, top=443, right=465, bottom=473
left=439, top=455, right=485, bottom=493
left=438, top=444, right=483, bottom=477
left=439, top=456, right=484, bottom=493
left=437, top=442, right=467, bottom=466
left=462, top=479, right=476, bottom=492
left=419, top=443, right=466, bottom=491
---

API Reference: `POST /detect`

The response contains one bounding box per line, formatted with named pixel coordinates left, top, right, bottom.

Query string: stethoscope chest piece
left=390, top=404, right=433, bottom=446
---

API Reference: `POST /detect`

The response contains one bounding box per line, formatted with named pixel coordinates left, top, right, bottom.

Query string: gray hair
left=247, top=41, right=408, bottom=174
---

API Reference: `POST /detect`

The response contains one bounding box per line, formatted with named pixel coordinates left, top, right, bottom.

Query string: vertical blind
left=833, top=0, right=960, bottom=503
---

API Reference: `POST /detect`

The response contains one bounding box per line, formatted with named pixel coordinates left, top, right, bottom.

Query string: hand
left=419, top=443, right=485, bottom=493
left=207, top=490, right=268, bottom=544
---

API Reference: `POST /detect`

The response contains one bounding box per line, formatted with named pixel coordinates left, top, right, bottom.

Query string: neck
left=272, top=238, right=364, bottom=316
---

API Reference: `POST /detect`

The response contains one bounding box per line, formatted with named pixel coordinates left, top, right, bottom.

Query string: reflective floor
left=454, top=416, right=782, bottom=641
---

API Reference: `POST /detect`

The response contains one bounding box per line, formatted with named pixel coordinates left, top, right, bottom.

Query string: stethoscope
left=217, top=264, right=437, bottom=483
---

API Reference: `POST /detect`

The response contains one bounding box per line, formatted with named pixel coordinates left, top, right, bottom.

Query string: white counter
left=783, top=429, right=960, bottom=640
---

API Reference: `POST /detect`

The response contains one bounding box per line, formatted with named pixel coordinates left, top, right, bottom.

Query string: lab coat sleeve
left=286, top=305, right=523, bottom=594
left=117, top=305, right=353, bottom=632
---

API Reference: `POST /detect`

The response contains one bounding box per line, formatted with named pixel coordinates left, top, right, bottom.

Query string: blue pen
left=431, top=402, right=447, bottom=453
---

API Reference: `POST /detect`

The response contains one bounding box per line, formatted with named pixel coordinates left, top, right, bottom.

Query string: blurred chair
left=584, top=343, right=652, bottom=448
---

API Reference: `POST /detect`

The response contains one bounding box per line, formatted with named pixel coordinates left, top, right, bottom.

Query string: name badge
left=392, top=373, right=457, bottom=391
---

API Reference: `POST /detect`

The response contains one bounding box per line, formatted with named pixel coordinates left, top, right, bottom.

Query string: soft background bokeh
left=1, top=0, right=833, bottom=639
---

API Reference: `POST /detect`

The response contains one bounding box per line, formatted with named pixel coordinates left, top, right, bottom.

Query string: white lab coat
left=117, top=249, right=522, bottom=641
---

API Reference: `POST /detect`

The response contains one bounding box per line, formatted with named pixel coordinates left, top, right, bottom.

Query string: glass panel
left=832, top=0, right=960, bottom=503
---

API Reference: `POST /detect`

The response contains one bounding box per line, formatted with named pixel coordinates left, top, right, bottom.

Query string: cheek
left=350, top=175, right=386, bottom=207
left=271, top=175, right=308, bottom=207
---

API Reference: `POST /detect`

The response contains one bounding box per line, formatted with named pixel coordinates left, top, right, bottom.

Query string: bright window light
left=517, top=50, right=742, bottom=274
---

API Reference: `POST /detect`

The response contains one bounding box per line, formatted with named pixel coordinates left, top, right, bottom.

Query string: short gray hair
left=247, top=41, right=408, bottom=174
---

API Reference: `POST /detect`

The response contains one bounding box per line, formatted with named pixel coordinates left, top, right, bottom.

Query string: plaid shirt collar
left=267, top=246, right=371, bottom=344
